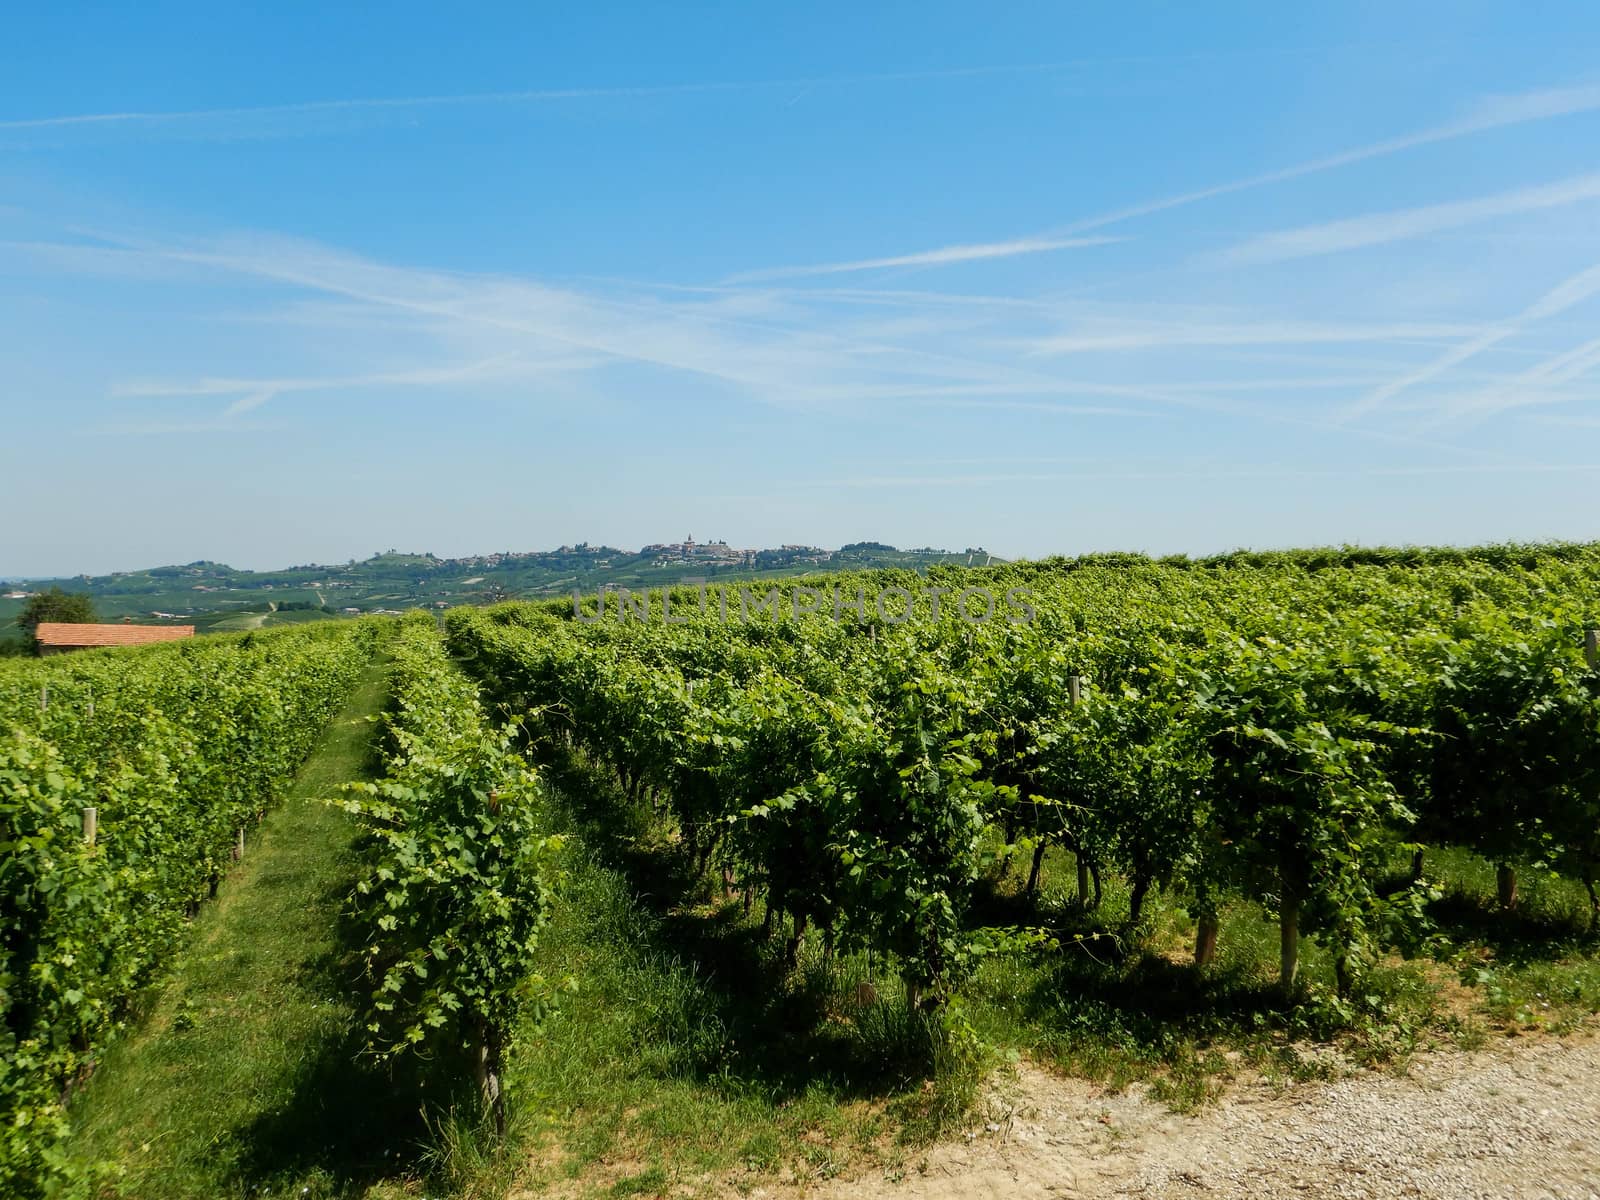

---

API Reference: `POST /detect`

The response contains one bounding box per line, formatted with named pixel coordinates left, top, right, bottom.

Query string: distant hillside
left=0, top=540, right=988, bottom=647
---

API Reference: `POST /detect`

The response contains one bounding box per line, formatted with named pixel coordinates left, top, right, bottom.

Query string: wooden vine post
left=1496, top=865, right=1519, bottom=911
left=1586, top=628, right=1599, bottom=670
left=81, top=807, right=98, bottom=848
left=1189, top=651, right=1218, bottom=967
left=1280, top=870, right=1302, bottom=994
left=1068, top=675, right=1092, bottom=908
left=1194, top=909, right=1220, bottom=969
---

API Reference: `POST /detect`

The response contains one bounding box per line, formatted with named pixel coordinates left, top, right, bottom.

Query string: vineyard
left=6, top=545, right=1600, bottom=1197
left=0, top=621, right=380, bottom=1196
left=447, top=545, right=1600, bottom=1020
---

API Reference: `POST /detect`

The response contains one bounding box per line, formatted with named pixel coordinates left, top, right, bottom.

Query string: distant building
left=640, top=535, right=753, bottom=565
left=34, top=621, right=195, bottom=655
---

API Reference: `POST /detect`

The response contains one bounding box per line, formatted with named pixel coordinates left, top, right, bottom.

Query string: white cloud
left=86, top=419, right=281, bottom=436
left=1028, top=320, right=1481, bottom=355
left=726, top=80, right=1600, bottom=281
left=113, top=355, right=559, bottom=418
left=0, top=60, right=1148, bottom=138
left=1055, top=84, right=1600, bottom=238
left=21, top=223, right=1545, bottom=472
left=1422, top=332, right=1600, bottom=426
left=808, top=461, right=1600, bottom=489
left=59, top=231, right=1109, bottom=423
left=723, top=236, right=1122, bottom=283
left=1220, top=171, right=1600, bottom=265
left=1344, top=259, right=1600, bottom=420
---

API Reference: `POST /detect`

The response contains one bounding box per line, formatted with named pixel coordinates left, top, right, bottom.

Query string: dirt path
left=809, top=1038, right=1600, bottom=1200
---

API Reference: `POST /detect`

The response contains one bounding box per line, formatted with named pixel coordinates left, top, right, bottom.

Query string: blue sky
left=5, top=2, right=1600, bottom=575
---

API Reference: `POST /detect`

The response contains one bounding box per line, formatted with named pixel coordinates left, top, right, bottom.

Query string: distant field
left=0, top=545, right=975, bottom=648
left=201, top=608, right=342, bottom=633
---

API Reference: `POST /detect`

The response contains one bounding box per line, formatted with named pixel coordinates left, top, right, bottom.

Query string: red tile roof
left=35, top=622, right=196, bottom=647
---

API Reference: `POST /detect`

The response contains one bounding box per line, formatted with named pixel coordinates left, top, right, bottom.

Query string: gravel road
left=809, top=1038, right=1600, bottom=1200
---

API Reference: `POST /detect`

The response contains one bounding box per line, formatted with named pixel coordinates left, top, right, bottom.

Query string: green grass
left=956, top=838, right=1600, bottom=1112
left=65, top=654, right=450, bottom=1200
left=500, top=750, right=964, bottom=1199
left=1423, top=845, right=1600, bottom=1033
left=957, top=846, right=1416, bottom=1110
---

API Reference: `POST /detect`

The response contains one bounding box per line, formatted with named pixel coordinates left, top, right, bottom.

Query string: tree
left=16, top=589, right=96, bottom=649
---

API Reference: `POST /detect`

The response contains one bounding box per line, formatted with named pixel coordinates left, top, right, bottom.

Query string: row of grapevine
left=448, top=606, right=1001, bottom=1007
left=335, top=620, right=567, bottom=1135
left=0, top=621, right=381, bottom=1197
left=449, top=548, right=1600, bottom=1022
